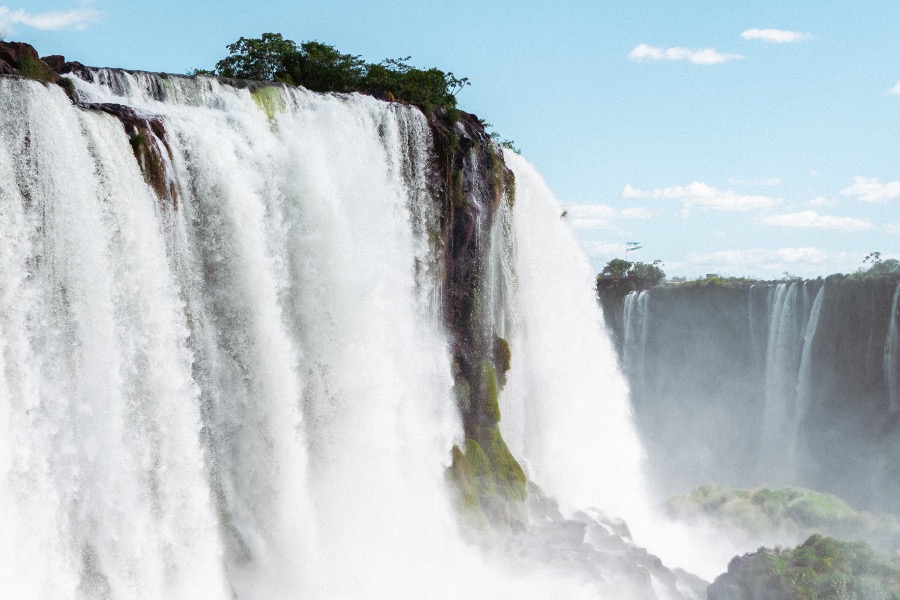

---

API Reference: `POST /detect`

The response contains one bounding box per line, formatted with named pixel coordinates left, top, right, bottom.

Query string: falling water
left=886, top=284, right=900, bottom=413
left=789, top=285, right=825, bottom=472
left=623, top=291, right=650, bottom=388
left=0, top=73, right=616, bottom=598
left=497, top=151, right=644, bottom=524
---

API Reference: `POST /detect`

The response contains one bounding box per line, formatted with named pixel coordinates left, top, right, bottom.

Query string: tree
left=601, top=258, right=632, bottom=278
left=215, top=33, right=302, bottom=81
left=363, top=57, right=468, bottom=107
left=297, top=41, right=366, bottom=92
left=630, top=260, right=666, bottom=287
left=857, top=252, right=900, bottom=277
left=596, top=258, right=665, bottom=296
left=212, top=33, right=470, bottom=109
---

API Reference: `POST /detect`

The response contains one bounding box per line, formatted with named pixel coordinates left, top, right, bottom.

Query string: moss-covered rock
left=708, top=534, right=900, bottom=600
left=250, top=85, right=285, bottom=120
left=667, top=485, right=900, bottom=555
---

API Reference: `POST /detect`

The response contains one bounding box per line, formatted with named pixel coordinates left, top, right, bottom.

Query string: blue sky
left=7, top=0, right=900, bottom=278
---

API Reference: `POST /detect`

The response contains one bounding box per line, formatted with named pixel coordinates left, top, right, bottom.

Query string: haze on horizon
left=8, top=0, right=899, bottom=279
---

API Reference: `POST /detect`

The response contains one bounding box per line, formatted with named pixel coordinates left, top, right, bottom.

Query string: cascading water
left=790, top=284, right=825, bottom=468
left=497, top=151, right=644, bottom=521
left=623, top=291, right=650, bottom=391
left=760, top=282, right=812, bottom=480
left=885, top=283, right=900, bottom=413
left=1, top=70, right=659, bottom=599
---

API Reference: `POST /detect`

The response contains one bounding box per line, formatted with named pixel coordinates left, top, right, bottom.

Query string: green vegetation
left=480, top=360, right=501, bottom=423
left=449, top=425, right=527, bottom=532
left=17, top=53, right=54, bottom=82
left=667, top=485, right=900, bottom=555
left=212, top=32, right=469, bottom=109
left=709, top=534, right=900, bottom=600
left=852, top=252, right=900, bottom=279
left=596, top=258, right=666, bottom=296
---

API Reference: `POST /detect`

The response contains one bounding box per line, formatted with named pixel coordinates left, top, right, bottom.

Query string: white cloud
left=886, top=223, right=900, bottom=235
left=681, top=247, right=860, bottom=278
left=840, top=176, right=900, bottom=202
left=741, top=28, right=814, bottom=43
left=757, top=210, right=872, bottom=232
left=628, top=43, right=744, bottom=65
left=0, top=6, right=102, bottom=31
left=564, top=203, right=657, bottom=230
left=890, top=82, right=900, bottom=95
left=808, top=196, right=831, bottom=207
left=622, top=181, right=778, bottom=211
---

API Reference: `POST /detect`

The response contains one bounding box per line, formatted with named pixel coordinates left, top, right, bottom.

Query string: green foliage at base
left=709, top=535, right=900, bottom=600
left=668, top=485, right=900, bottom=554
left=481, top=425, right=527, bottom=502
left=448, top=426, right=528, bottom=531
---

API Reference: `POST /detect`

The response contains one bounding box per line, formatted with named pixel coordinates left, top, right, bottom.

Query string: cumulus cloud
left=628, top=43, right=744, bottom=65
left=682, top=247, right=861, bottom=277
left=757, top=210, right=872, bottom=232
left=622, top=181, right=778, bottom=212
left=886, top=223, right=900, bottom=235
left=564, top=203, right=657, bottom=230
left=808, top=196, right=832, bottom=207
left=890, top=82, right=900, bottom=95
left=741, top=28, right=814, bottom=43
left=0, top=6, right=102, bottom=31
left=840, top=176, right=900, bottom=202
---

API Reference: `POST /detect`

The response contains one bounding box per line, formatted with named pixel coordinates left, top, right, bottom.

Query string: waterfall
left=0, top=73, right=614, bottom=598
left=498, top=151, right=644, bottom=523
left=623, top=291, right=650, bottom=388
left=789, top=284, right=825, bottom=472
left=886, top=283, right=900, bottom=413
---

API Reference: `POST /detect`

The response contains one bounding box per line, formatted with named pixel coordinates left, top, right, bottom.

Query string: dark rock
left=0, top=41, right=58, bottom=84
left=0, top=59, right=18, bottom=76
left=0, top=41, right=39, bottom=70
left=59, top=61, right=93, bottom=81
left=41, top=55, right=66, bottom=71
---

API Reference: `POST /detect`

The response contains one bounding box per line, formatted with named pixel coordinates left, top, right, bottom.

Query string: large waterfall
left=0, top=70, right=655, bottom=598
left=612, top=277, right=900, bottom=514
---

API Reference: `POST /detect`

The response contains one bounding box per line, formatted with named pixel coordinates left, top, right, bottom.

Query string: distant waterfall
left=0, top=73, right=615, bottom=599
left=886, top=284, right=900, bottom=413
left=760, top=283, right=809, bottom=476
left=623, top=291, right=650, bottom=388
left=790, top=285, right=825, bottom=469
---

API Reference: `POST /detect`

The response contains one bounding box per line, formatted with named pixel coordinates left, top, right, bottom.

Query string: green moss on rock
left=667, top=485, right=900, bottom=555
left=709, top=535, right=900, bottom=600
left=480, top=360, right=501, bottom=423
left=251, top=85, right=285, bottom=120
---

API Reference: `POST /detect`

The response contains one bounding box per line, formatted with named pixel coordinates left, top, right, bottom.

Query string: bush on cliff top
left=212, top=32, right=469, bottom=109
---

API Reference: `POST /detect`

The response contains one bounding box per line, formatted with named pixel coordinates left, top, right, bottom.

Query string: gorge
left=601, top=276, right=900, bottom=516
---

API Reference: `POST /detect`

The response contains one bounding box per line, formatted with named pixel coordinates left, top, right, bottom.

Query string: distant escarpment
left=599, top=275, right=900, bottom=515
